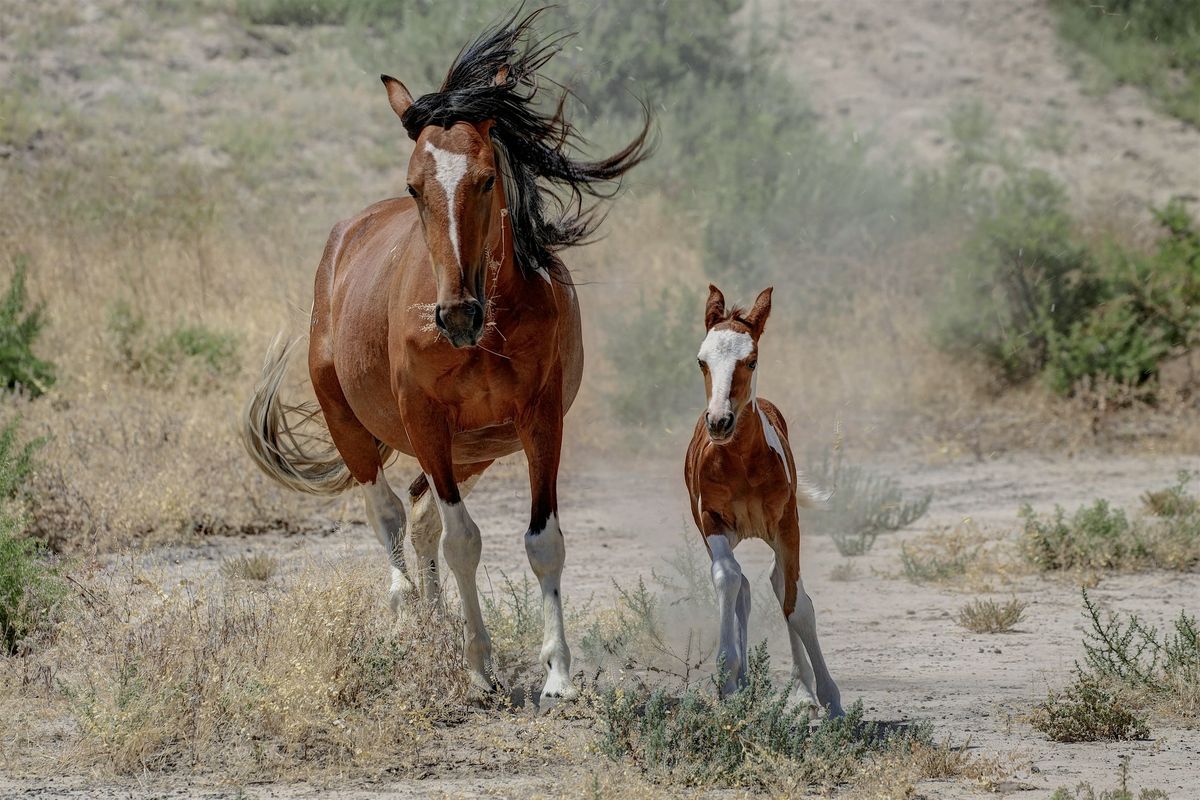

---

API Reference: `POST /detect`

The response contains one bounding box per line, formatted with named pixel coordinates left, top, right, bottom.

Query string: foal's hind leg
left=771, top=517, right=843, bottom=719
left=311, top=360, right=412, bottom=609
left=408, top=463, right=491, bottom=606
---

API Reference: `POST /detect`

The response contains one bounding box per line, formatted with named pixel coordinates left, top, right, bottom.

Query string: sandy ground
left=4, top=450, right=1197, bottom=799
left=780, top=0, right=1200, bottom=220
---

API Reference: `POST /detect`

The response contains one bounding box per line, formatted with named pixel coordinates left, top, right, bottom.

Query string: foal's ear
left=704, top=284, right=726, bottom=330
left=381, top=75, right=413, bottom=119
left=744, top=286, right=773, bottom=336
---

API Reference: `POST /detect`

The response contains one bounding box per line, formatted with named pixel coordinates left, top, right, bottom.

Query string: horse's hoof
left=537, top=673, right=578, bottom=708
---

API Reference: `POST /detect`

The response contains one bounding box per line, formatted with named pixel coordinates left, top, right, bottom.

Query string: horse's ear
left=381, top=75, right=413, bottom=119
left=744, top=286, right=773, bottom=336
left=704, top=284, right=726, bottom=330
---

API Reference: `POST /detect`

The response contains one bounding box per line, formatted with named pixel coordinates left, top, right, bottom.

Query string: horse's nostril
left=434, top=305, right=447, bottom=332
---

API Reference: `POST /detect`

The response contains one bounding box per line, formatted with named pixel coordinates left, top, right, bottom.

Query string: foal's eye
left=406, top=183, right=420, bottom=199
left=482, top=175, right=496, bottom=192
left=746, top=360, right=757, bottom=371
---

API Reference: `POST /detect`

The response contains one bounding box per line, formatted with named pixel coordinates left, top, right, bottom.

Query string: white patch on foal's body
left=755, top=402, right=791, bottom=484
left=424, top=142, right=469, bottom=272
left=697, top=328, right=754, bottom=421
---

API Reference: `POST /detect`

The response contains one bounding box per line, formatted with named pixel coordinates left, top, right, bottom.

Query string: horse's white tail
left=240, top=335, right=387, bottom=496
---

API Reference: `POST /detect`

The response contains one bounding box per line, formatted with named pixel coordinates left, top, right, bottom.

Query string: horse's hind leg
left=311, top=360, right=413, bottom=610
left=408, top=461, right=491, bottom=605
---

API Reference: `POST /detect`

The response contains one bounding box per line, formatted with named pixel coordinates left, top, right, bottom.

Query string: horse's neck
left=485, top=178, right=521, bottom=298
left=731, top=400, right=771, bottom=459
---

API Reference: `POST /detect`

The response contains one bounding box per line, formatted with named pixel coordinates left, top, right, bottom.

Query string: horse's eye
left=406, top=183, right=420, bottom=199
left=482, top=175, right=496, bottom=193
left=747, top=360, right=757, bottom=371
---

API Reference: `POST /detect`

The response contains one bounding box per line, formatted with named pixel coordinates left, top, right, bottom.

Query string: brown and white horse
left=241, top=11, right=650, bottom=702
left=684, top=284, right=843, bottom=718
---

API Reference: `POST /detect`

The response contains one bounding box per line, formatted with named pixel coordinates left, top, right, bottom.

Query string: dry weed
left=899, top=522, right=1021, bottom=590
left=12, top=556, right=469, bottom=777
left=220, top=553, right=279, bottom=582
left=956, top=597, right=1027, bottom=633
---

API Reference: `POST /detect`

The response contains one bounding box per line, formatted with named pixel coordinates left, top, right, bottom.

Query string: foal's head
left=697, top=284, right=773, bottom=443
left=383, top=77, right=500, bottom=348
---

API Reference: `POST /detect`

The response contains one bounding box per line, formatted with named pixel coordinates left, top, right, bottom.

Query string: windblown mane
left=399, top=7, right=654, bottom=281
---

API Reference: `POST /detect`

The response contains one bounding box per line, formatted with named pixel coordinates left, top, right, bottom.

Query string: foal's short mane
left=399, top=7, right=654, bottom=282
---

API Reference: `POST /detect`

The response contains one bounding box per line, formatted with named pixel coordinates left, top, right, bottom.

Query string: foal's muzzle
left=434, top=298, right=485, bottom=348
left=706, top=411, right=736, bottom=442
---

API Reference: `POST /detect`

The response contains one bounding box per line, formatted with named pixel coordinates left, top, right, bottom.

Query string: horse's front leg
left=402, top=392, right=497, bottom=695
left=517, top=371, right=576, bottom=703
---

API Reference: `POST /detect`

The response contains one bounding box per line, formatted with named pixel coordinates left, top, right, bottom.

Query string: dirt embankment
left=782, top=0, right=1200, bottom=219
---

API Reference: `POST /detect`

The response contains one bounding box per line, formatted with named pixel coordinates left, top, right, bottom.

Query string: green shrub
left=0, top=255, right=55, bottom=398
left=1053, top=0, right=1200, bottom=125
left=1020, top=487, right=1200, bottom=573
left=1049, top=756, right=1169, bottom=800
left=597, top=643, right=932, bottom=789
left=108, top=302, right=239, bottom=389
left=803, top=447, right=931, bottom=556
left=1080, top=590, right=1198, bottom=708
left=1030, top=669, right=1150, bottom=743
left=0, top=421, right=63, bottom=654
left=936, top=170, right=1103, bottom=385
left=899, top=528, right=985, bottom=584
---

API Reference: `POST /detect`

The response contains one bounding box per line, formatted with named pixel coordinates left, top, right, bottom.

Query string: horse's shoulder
left=755, top=397, right=790, bottom=441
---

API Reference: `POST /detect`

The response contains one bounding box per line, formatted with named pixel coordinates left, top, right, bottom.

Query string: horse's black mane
left=399, top=7, right=654, bottom=282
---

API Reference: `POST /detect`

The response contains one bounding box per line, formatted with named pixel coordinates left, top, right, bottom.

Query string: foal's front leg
left=517, top=375, right=576, bottom=702
left=702, top=512, right=745, bottom=696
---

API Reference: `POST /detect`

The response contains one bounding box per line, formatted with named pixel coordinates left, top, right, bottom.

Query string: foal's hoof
left=787, top=689, right=821, bottom=722
left=465, top=670, right=506, bottom=706
left=537, top=673, right=579, bottom=709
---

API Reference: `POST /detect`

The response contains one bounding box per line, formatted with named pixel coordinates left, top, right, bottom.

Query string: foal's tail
left=240, top=335, right=383, bottom=496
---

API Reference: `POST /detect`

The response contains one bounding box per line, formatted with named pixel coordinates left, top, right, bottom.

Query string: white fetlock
left=539, top=668, right=578, bottom=704
left=387, top=567, right=416, bottom=614
left=789, top=685, right=821, bottom=721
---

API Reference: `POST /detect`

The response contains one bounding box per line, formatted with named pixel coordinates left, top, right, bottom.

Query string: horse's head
left=697, top=284, right=772, bottom=444
left=383, top=75, right=501, bottom=349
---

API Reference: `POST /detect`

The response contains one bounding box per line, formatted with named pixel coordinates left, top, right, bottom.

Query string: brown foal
left=242, top=11, right=650, bottom=702
left=684, top=284, right=843, bottom=718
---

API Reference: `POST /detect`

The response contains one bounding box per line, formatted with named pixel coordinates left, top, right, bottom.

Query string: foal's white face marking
left=424, top=141, right=468, bottom=272
left=698, top=328, right=754, bottom=421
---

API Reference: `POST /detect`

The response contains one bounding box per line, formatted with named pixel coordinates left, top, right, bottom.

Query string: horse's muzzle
left=705, top=410, right=737, bottom=443
left=434, top=299, right=485, bottom=348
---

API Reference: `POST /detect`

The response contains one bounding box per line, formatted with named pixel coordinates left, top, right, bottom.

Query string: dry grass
left=1, top=555, right=469, bottom=777
left=220, top=553, right=279, bottom=582
left=898, top=522, right=1022, bottom=590
left=956, top=597, right=1028, bottom=633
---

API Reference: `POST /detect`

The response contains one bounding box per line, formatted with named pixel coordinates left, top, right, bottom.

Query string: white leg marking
left=708, top=533, right=744, bottom=696
left=424, top=142, right=468, bottom=273
left=772, top=562, right=842, bottom=718
left=409, top=473, right=484, bottom=606
left=525, top=512, right=575, bottom=701
left=430, top=485, right=495, bottom=693
left=790, top=576, right=843, bottom=717
left=360, top=468, right=413, bottom=613
left=697, top=329, right=754, bottom=421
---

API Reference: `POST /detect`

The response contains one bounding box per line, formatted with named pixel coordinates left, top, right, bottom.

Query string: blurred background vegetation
left=0, top=0, right=1197, bottom=550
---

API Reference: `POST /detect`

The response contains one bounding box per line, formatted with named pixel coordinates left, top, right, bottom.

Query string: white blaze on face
left=424, top=141, right=469, bottom=273
left=698, top=328, right=754, bottom=421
